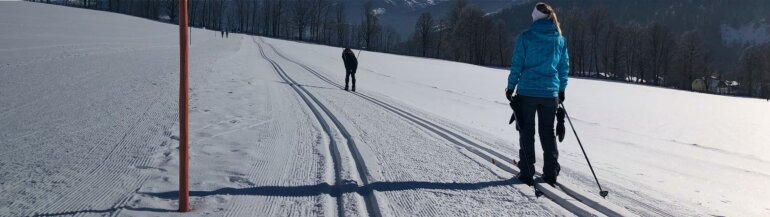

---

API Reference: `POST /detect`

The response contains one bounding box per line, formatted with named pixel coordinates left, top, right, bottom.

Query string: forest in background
left=25, top=0, right=770, bottom=99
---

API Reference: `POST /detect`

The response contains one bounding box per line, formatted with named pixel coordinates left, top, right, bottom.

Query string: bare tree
left=434, top=20, right=447, bottom=58
left=672, top=31, right=709, bottom=90
left=291, top=0, right=311, bottom=40
left=360, top=1, right=381, bottom=50
left=737, top=44, right=770, bottom=96
left=452, top=5, right=487, bottom=64
left=492, top=19, right=510, bottom=66
left=380, top=26, right=401, bottom=53
left=587, top=7, right=609, bottom=77
left=412, top=12, right=434, bottom=57
left=645, top=23, right=675, bottom=86
left=333, top=2, right=347, bottom=46
left=161, top=0, right=178, bottom=22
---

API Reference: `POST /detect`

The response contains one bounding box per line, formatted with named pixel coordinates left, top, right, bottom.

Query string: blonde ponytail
left=536, top=3, right=562, bottom=35
left=549, top=13, right=562, bottom=35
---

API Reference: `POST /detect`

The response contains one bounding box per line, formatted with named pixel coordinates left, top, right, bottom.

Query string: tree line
left=27, top=0, right=770, bottom=99
left=494, top=0, right=770, bottom=99
left=23, top=0, right=510, bottom=66
left=405, top=1, right=511, bottom=67
left=556, top=6, right=770, bottom=98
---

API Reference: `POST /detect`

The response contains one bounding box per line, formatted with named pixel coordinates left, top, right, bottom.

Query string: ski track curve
left=255, top=37, right=381, bottom=217
left=210, top=36, right=325, bottom=217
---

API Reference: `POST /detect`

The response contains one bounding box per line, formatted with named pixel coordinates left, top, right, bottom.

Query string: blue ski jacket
left=506, top=19, right=569, bottom=98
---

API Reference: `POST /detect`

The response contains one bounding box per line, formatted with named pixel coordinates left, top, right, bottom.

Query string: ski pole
left=560, top=103, right=609, bottom=198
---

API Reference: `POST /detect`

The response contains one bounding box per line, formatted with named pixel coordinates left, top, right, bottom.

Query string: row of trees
left=560, top=7, right=707, bottom=90
left=28, top=0, right=770, bottom=99
left=29, top=0, right=506, bottom=65
left=234, top=0, right=401, bottom=52
left=27, top=0, right=379, bottom=49
left=405, top=1, right=511, bottom=66
left=27, top=0, right=224, bottom=31
left=559, top=6, right=769, bottom=98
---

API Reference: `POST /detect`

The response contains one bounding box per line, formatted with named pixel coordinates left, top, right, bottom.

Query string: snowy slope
left=3, top=1, right=769, bottom=217
left=263, top=37, right=770, bottom=217
left=1, top=2, right=563, bottom=217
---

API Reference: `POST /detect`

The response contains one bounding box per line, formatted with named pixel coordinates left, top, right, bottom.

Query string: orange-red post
left=178, top=0, right=190, bottom=212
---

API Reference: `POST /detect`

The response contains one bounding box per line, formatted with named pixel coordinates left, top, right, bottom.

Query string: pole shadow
left=142, top=178, right=520, bottom=200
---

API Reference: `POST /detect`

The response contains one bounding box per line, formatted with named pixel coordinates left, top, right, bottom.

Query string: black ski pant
left=516, top=95, right=560, bottom=179
left=345, top=68, right=356, bottom=88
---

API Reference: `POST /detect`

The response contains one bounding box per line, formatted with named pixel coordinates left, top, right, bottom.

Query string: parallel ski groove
left=45, top=99, right=166, bottom=216
left=256, top=37, right=382, bottom=217
left=256, top=38, right=344, bottom=217
left=29, top=103, right=153, bottom=216
left=262, top=38, right=638, bottom=217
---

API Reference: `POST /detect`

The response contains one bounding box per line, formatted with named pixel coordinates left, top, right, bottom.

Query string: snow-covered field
left=2, top=2, right=769, bottom=217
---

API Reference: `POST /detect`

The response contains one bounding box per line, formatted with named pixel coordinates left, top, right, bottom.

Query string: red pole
left=178, top=0, right=190, bottom=213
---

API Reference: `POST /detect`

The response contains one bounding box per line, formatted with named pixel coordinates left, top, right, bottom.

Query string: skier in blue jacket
left=505, top=2, right=569, bottom=186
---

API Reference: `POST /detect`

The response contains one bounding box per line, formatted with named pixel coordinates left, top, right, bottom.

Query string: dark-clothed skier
left=505, top=2, right=569, bottom=186
left=342, top=48, right=358, bottom=91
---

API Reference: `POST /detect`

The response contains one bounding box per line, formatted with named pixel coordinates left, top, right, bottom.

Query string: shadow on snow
left=142, top=178, right=521, bottom=199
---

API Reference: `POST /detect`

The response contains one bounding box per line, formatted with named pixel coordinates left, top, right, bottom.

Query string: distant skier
left=342, top=48, right=358, bottom=91
left=505, top=2, right=569, bottom=186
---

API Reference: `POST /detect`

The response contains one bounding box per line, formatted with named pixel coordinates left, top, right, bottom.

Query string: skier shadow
left=30, top=207, right=175, bottom=217
left=142, top=178, right=521, bottom=199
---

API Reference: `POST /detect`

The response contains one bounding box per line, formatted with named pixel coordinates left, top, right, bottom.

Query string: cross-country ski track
left=251, top=37, right=570, bottom=216
left=253, top=36, right=636, bottom=217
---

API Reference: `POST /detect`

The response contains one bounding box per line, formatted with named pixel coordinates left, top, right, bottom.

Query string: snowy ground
left=2, top=2, right=769, bottom=217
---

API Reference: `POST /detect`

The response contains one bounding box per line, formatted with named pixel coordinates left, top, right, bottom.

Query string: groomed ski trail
left=258, top=37, right=637, bottom=217
left=255, top=37, right=571, bottom=216
left=256, top=37, right=381, bottom=217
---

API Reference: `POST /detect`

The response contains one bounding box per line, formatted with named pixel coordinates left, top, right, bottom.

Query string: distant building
left=720, top=80, right=740, bottom=95
left=692, top=78, right=706, bottom=92
left=705, top=74, right=721, bottom=93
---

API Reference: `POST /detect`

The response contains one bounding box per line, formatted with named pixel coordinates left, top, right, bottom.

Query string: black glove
left=505, top=89, right=514, bottom=102
left=558, top=91, right=565, bottom=103
left=556, top=107, right=566, bottom=142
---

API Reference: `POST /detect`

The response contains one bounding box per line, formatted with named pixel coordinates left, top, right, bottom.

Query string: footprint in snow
left=227, top=176, right=255, bottom=186
left=196, top=131, right=213, bottom=138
